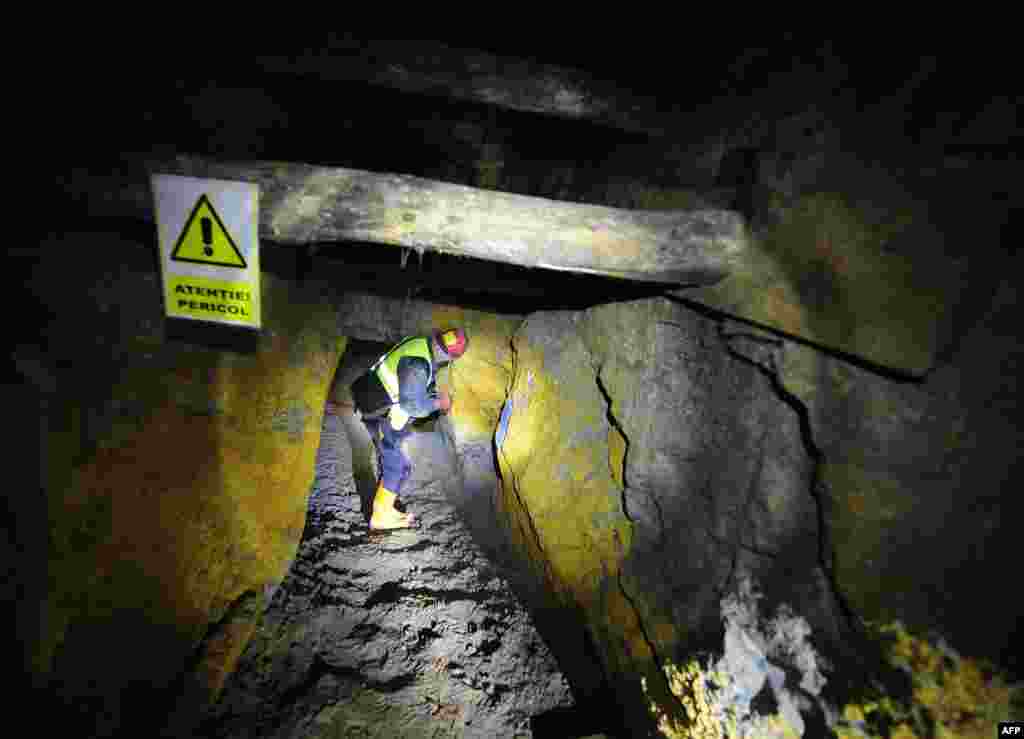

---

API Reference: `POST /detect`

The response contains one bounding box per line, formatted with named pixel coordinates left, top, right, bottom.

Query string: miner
left=350, top=328, right=468, bottom=529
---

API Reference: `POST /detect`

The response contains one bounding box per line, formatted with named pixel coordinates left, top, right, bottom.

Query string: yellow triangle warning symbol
left=171, top=194, right=247, bottom=268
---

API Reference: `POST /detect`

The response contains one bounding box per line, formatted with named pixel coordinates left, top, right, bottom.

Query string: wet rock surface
left=199, top=409, right=573, bottom=738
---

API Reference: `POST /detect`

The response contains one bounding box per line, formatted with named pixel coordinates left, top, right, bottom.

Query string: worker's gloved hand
left=437, top=388, right=451, bottom=413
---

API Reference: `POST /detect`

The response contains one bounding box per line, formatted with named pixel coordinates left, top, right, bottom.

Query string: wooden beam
left=66, top=154, right=747, bottom=286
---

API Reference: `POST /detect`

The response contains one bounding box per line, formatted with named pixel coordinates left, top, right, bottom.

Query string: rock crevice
left=715, top=320, right=878, bottom=687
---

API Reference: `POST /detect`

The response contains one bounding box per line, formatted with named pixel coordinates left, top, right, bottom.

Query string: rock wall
left=491, top=299, right=865, bottom=734
left=17, top=188, right=1020, bottom=738
left=325, top=113, right=1021, bottom=704
left=490, top=282, right=1023, bottom=733
left=17, top=234, right=346, bottom=736
left=756, top=253, right=1024, bottom=672
left=481, top=107, right=1008, bottom=377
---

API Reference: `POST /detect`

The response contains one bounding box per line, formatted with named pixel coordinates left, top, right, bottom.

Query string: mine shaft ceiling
left=53, top=36, right=1020, bottom=374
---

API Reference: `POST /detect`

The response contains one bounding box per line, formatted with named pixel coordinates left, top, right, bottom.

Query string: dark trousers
left=362, top=416, right=412, bottom=493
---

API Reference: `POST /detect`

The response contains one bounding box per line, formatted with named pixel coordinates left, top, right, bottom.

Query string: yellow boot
left=370, top=484, right=416, bottom=530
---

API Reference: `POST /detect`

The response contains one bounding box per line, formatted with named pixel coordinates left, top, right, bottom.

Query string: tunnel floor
left=193, top=347, right=597, bottom=738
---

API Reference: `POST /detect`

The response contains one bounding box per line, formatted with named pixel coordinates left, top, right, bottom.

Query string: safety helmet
left=435, top=327, right=467, bottom=359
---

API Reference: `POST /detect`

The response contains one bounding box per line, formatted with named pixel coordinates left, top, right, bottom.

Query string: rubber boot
left=370, top=484, right=415, bottom=530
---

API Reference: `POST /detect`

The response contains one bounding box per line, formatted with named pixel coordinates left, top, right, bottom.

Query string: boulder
left=496, top=298, right=861, bottom=734
left=754, top=253, right=1024, bottom=670
left=24, top=234, right=346, bottom=736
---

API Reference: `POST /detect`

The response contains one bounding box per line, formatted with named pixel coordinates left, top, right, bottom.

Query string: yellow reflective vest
left=370, top=336, right=434, bottom=429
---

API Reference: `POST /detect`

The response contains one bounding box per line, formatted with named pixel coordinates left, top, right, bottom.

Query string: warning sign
left=171, top=194, right=247, bottom=268
left=166, top=275, right=254, bottom=323
left=152, top=174, right=260, bottom=329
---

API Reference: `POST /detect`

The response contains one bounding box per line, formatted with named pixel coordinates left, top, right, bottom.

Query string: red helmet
left=436, top=328, right=467, bottom=358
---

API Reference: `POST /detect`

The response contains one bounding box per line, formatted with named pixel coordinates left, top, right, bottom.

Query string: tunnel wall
left=14, top=224, right=1022, bottom=737
left=490, top=290, right=1024, bottom=734
left=14, top=232, right=347, bottom=736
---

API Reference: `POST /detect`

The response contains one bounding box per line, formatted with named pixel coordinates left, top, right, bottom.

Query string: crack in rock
left=716, top=319, right=869, bottom=650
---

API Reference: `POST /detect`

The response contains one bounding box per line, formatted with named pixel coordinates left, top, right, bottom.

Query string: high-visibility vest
left=370, top=336, right=433, bottom=428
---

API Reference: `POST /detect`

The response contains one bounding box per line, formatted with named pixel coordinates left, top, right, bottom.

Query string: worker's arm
left=396, top=356, right=442, bottom=419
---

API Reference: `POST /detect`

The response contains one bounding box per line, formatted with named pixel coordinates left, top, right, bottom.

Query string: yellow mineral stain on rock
left=493, top=319, right=642, bottom=694
left=609, top=424, right=627, bottom=490
left=426, top=304, right=518, bottom=445
left=833, top=622, right=1023, bottom=739
left=652, top=620, right=678, bottom=650
left=39, top=271, right=346, bottom=726
left=758, top=283, right=810, bottom=341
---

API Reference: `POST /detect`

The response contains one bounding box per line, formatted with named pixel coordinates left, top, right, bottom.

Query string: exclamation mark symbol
left=201, top=217, right=214, bottom=257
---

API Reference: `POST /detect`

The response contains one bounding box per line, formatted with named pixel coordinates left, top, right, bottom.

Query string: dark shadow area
left=530, top=703, right=623, bottom=738
left=663, top=292, right=927, bottom=383
left=163, top=319, right=261, bottom=354
left=714, top=145, right=760, bottom=225
left=312, top=241, right=672, bottom=313
left=114, top=62, right=654, bottom=183
left=332, top=338, right=391, bottom=524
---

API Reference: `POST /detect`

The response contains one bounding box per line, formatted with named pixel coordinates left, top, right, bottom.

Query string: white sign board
left=151, top=174, right=261, bottom=329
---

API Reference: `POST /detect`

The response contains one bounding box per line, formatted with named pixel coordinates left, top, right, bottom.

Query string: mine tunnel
left=14, top=34, right=1024, bottom=738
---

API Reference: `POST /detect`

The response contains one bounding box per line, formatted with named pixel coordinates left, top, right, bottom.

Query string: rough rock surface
left=642, top=574, right=837, bottom=739
left=198, top=405, right=573, bottom=738
left=21, top=236, right=346, bottom=738
left=579, top=300, right=837, bottom=651
left=708, top=575, right=831, bottom=735
left=492, top=299, right=862, bottom=734
left=756, top=253, right=1024, bottom=674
